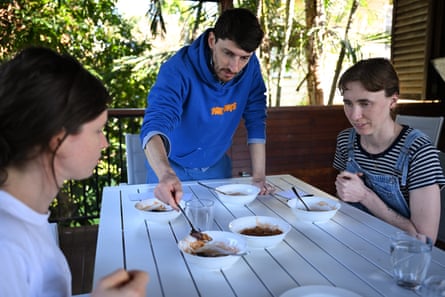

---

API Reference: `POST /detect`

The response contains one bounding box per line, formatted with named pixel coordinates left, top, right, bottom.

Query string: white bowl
left=229, top=216, right=291, bottom=249
left=134, top=198, right=182, bottom=223
left=178, top=231, right=247, bottom=270
left=287, top=196, right=341, bottom=223
left=215, top=184, right=260, bottom=206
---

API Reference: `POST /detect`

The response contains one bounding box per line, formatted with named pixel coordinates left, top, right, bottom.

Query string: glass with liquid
left=390, top=232, right=432, bottom=289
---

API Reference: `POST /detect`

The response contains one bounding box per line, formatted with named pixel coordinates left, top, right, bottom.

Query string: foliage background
left=1, top=0, right=155, bottom=225
left=0, top=0, right=390, bottom=225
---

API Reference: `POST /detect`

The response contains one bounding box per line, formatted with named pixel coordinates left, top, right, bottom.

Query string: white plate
left=280, top=285, right=362, bottom=297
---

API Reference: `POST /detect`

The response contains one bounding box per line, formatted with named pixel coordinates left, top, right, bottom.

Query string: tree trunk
left=219, top=0, right=234, bottom=12
left=190, top=2, right=204, bottom=41
left=304, top=0, right=325, bottom=105
left=259, top=0, right=273, bottom=106
left=275, top=0, right=295, bottom=106
left=327, top=0, right=359, bottom=105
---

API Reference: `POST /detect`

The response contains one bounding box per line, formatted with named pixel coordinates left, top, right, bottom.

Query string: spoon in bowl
left=292, top=186, right=311, bottom=211
left=176, top=203, right=211, bottom=241
left=197, top=181, right=246, bottom=196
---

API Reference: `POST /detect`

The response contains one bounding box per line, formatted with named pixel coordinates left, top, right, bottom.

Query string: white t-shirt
left=0, top=190, right=71, bottom=297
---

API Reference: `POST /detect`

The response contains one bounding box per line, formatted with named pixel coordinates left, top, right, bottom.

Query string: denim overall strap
left=394, top=129, right=424, bottom=186
left=347, top=128, right=356, bottom=162
left=345, top=128, right=411, bottom=218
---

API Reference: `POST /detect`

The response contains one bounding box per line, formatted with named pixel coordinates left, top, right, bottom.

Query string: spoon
left=291, top=186, right=311, bottom=211
left=197, top=181, right=246, bottom=196
left=177, top=203, right=209, bottom=241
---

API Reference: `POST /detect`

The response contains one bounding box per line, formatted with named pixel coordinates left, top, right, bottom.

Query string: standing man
left=140, top=8, right=273, bottom=208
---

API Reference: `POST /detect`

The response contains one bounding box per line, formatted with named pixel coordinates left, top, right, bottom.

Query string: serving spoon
left=292, top=186, right=311, bottom=211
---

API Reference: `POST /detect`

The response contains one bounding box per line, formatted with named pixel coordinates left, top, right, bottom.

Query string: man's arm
left=249, top=143, right=274, bottom=194
left=144, top=135, right=183, bottom=209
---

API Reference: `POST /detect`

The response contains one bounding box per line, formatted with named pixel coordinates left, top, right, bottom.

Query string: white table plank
left=93, top=187, right=125, bottom=285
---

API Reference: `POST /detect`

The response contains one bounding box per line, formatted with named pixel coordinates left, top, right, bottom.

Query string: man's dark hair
left=213, top=8, right=264, bottom=52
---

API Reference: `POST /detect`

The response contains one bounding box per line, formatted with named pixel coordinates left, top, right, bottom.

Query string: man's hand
left=252, top=176, right=276, bottom=195
left=154, top=171, right=183, bottom=210
left=144, top=135, right=183, bottom=209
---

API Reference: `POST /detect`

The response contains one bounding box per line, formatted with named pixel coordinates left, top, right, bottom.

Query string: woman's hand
left=91, top=269, right=149, bottom=297
left=335, top=171, right=367, bottom=203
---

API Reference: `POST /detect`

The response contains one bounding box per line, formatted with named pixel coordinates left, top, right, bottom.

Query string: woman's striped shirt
left=333, top=126, right=445, bottom=203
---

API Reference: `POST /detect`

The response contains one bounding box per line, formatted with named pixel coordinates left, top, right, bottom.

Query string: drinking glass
left=185, top=199, right=214, bottom=231
left=419, top=275, right=445, bottom=296
left=390, top=232, right=432, bottom=290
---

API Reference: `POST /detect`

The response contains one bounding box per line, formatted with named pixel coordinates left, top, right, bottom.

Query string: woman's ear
left=390, top=95, right=398, bottom=109
left=50, top=130, right=67, bottom=151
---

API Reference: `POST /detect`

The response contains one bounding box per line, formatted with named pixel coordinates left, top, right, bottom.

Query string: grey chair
left=395, top=114, right=444, bottom=147
left=50, top=222, right=59, bottom=246
left=125, top=133, right=148, bottom=185
left=438, top=151, right=445, bottom=244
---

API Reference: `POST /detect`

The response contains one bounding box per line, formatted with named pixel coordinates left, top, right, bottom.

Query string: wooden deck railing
left=51, top=103, right=445, bottom=225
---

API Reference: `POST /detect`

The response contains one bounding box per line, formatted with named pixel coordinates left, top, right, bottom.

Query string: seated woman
left=0, top=47, right=148, bottom=296
left=333, top=57, right=445, bottom=243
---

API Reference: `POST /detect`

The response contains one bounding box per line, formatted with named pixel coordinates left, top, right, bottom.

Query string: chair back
left=438, top=151, right=445, bottom=244
left=50, top=222, right=59, bottom=246
left=125, top=133, right=148, bottom=185
left=395, top=115, right=444, bottom=147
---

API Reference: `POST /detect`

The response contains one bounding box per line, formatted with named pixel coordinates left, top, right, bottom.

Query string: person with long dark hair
left=0, top=47, right=148, bottom=296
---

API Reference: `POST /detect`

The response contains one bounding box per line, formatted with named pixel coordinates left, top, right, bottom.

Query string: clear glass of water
left=390, top=232, right=433, bottom=290
left=419, top=275, right=445, bottom=296
left=185, top=199, right=214, bottom=231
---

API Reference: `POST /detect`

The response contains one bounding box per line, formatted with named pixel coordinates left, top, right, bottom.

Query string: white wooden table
left=93, top=174, right=445, bottom=297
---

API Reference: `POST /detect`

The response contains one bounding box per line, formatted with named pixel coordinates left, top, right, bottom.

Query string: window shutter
left=391, top=0, right=432, bottom=100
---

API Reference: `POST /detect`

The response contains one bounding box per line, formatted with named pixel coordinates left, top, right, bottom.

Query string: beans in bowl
left=240, top=225, right=283, bottom=236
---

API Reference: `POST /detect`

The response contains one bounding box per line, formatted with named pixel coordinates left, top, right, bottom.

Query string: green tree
left=0, top=0, right=391, bottom=224
left=142, top=0, right=391, bottom=106
left=1, top=0, right=155, bottom=225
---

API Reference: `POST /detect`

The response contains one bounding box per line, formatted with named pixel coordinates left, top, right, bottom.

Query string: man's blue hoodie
left=141, top=29, right=267, bottom=169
